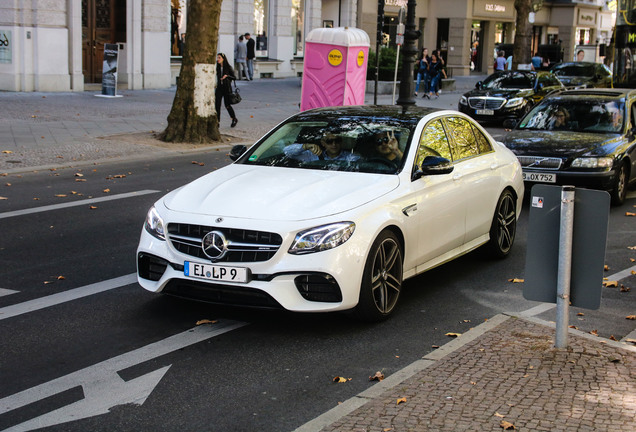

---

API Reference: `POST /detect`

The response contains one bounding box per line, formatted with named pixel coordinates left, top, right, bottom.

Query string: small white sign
left=532, top=196, right=544, bottom=208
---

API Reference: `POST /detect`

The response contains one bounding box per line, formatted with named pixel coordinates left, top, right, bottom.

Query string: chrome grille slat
left=517, top=156, right=563, bottom=170
left=167, top=223, right=283, bottom=263
left=468, top=97, right=506, bottom=110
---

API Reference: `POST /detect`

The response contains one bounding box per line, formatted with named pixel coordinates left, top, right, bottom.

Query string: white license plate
left=523, top=172, right=556, bottom=183
left=476, top=109, right=494, bottom=115
left=184, top=261, right=249, bottom=283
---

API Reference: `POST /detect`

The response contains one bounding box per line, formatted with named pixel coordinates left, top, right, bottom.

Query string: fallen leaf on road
left=55, top=194, right=67, bottom=197
left=589, top=329, right=599, bottom=336
left=75, top=179, right=86, bottom=182
left=431, top=345, right=439, bottom=349
left=500, top=420, right=516, bottom=430
left=625, top=338, right=636, bottom=344
left=103, top=188, right=110, bottom=193
left=369, top=371, right=384, bottom=381
left=610, top=335, right=617, bottom=341
left=620, top=285, right=631, bottom=292
left=196, top=319, right=218, bottom=325
left=89, top=206, right=97, bottom=210
left=568, top=325, right=578, bottom=329
left=508, top=278, right=524, bottom=283
left=75, top=173, right=84, bottom=177
left=577, top=312, right=585, bottom=316
left=0, top=197, right=7, bottom=200
left=494, top=412, right=505, bottom=418
left=629, top=246, right=636, bottom=250
left=396, top=397, right=407, bottom=405
left=57, top=276, right=65, bottom=280
left=626, top=212, right=636, bottom=217
left=5, top=183, right=11, bottom=186
left=2, top=150, right=13, bottom=154
left=627, top=315, right=636, bottom=320
left=333, top=376, right=350, bottom=383
left=603, top=281, right=618, bottom=287
left=445, top=332, right=462, bottom=337
left=604, top=265, right=609, bottom=271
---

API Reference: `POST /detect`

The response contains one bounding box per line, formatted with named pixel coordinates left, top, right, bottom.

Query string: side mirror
left=412, top=156, right=454, bottom=180
left=475, top=81, right=483, bottom=90
left=503, top=119, right=518, bottom=130
left=229, top=145, right=247, bottom=161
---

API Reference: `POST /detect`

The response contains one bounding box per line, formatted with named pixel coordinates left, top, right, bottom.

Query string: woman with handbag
left=216, top=53, right=238, bottom=128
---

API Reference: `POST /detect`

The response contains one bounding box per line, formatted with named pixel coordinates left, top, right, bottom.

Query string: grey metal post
left=555, top=186, right=575, bottom=348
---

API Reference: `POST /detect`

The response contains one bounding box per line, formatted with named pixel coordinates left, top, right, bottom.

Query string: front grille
left=163, top=279, right=283, bottom=309
left=468, top=97, right=506, bottom=110
left=167, top=223, right=283, bottom=263
left=517, top=156, right=563, bottom=170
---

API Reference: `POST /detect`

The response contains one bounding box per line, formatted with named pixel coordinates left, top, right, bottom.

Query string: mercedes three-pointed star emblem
left=202, top=230, right=228, bottom=260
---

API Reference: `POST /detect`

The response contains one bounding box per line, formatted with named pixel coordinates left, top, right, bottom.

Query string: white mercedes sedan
left=137, top=106, right=523, bottom=321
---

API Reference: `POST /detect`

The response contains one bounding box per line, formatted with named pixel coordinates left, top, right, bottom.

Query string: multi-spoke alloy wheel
left=489, top=190, right=517, bottom=258
left=354, top=231, right=403, bottom=321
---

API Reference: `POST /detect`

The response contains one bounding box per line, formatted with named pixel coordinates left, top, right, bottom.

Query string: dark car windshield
left=481, top=72, right=534, bottom=90
left=552, top=64, right=595, bottom=77
left=237, top=116, right=415, bottom=174
left=518, top=98, right=625, bottom=133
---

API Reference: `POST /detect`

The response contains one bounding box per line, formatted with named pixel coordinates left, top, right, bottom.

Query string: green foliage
left=367, top=47, right=402, bottom=81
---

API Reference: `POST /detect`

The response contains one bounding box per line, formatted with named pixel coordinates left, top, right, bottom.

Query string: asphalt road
left=0, top=147, right=635, bottom=431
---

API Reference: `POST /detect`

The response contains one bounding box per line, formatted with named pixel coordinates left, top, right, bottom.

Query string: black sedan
left=503, top=88, right=636, bottom=205
left=458, top=71, right=565, bottom=123
left=550, top=61, right=613, bottom=89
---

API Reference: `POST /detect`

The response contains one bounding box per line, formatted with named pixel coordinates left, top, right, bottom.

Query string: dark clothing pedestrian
left=245, top=33, right=256, bottom=80
left=216, top=54, right=238, bottom=127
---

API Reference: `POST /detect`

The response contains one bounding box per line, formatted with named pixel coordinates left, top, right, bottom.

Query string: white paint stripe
left=605, top=265, right=636, bottom=282
left=0, top=321, right=248, bottom=415
left=0, top=288, right=19, bottom=297
left=0, top=273, right=137, bottom=321
left=0, top=190, right=160, bottom=219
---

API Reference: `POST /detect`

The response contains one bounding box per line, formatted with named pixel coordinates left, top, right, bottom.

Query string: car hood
left=163, top=164, right=400, bottom=221
left=503, top=129, right=622, bottom=158
left=464, top=88, right=531, bottom=99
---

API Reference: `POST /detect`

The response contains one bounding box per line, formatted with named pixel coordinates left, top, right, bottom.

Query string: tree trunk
left=162, top=0, right=222, bottom=143
left=512, top=0, right=532, bottom=70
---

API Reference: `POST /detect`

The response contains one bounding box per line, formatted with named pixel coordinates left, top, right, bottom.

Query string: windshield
left=482, top=72, right=534, bottom=90
left=518, top=99, right=625, bottom=133
left=553, top=64, right=595, bottom=77
left=238, top=117, right=414, bottom=174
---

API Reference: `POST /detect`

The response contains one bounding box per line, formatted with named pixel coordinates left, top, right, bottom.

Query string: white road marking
left=0, top=189, right=160, bottom=219
left=0, top=288, right=19, bottom=297
left=0, top=321, right=248, bottom=432
left=0, top=273, right=137, bottom=320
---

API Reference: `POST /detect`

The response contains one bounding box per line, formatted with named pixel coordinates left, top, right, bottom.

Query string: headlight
left=289, top=222, right=355, bottom=255
left=571, top=157, right=613, bottom=169
left=459, top=96, right=467, bottom=105
left=506, top=97, right=524, bottom=109
left=144, top=206, right=166, bottom=240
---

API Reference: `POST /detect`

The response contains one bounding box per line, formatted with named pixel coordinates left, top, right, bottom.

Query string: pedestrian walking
left=234, top=35, right=248, bottom=80
left=216, top=53, right=238, bottom=128
left=245, top=33, right=256, bottom=80
left=427, top=53, right=446, bottom=99
left=494, top=50, right=506, bottom=71
left=415, top=48, right=430, bottom=97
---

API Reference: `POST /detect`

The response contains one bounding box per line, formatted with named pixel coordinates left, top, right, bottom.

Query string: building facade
left=0, top=0, right=614, bottom=92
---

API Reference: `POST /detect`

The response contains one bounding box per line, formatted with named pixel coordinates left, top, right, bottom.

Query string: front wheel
left=488, top=190, right=517, bottom=258
left=611, top=162, right=628, bottom=206
left=353, top=230, right=403, bottom=322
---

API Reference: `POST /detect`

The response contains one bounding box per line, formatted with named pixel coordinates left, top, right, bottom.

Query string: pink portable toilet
left=300, top=27, right=370, bottom=111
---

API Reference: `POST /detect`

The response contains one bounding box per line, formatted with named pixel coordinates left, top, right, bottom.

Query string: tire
left=611, top=162, right=628, bottom=206
left=488, top=190, right=517, bottom=258
left=353, top=230, right=403, bottom=322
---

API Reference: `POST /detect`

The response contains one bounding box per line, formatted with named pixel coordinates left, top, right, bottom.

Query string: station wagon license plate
left=523, top=172, right=556, bottom=183
left=185, top=261, right=249, bottom=283
left=476, top=109, right=494, bottom=115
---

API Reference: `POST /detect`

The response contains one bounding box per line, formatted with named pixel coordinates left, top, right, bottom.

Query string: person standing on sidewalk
left=245, top=33, right=256, bottom=80
left=216, top=53, right=238, bottom=128
left=234, top=35, right=248, bottom=80
left=494, top=50, right=506, bottom=71
left=415, top=48, right=430, bottom=97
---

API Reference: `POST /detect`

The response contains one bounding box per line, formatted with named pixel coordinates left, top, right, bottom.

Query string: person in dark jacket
left=216, top=53, right=238, bottom=128
left=244, top=33, right=256, bottom=80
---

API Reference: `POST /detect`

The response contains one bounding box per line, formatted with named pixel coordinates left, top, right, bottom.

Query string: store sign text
left=485, top=4, right=506, bottom=13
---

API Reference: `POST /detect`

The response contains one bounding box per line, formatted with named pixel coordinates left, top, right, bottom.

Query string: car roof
left=556, top=88, right=636, bottom=98
left=294, top=105, right=442, bottom=122
left=552, top=61, right=597, bottom=68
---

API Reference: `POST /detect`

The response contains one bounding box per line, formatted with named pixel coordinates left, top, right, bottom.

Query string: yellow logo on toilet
left=357, top=50, right=365, bottom=67
left=328, top=49, right=343, bottom=66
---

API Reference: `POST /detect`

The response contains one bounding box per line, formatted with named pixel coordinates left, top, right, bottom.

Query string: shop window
left=292, top=0, right=305, bottom=56
left=255, top=0, right=269, bottom=57
left=576, top=28, right=590, bottom=45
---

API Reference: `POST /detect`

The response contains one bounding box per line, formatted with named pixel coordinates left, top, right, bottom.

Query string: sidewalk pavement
left=2, top=76, right=635, bottom=431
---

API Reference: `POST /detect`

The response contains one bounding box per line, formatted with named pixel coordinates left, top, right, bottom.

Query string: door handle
left=490, top=162, right=498, bottom=170
left=452, top=173, right=462, bottom=181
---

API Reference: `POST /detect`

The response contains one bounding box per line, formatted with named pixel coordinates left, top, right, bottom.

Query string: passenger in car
left=549, top=108, right=571, bottom=131
left=372, top=130, right=403, bottom=164
left=283, top=132, right=359, bottom=162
